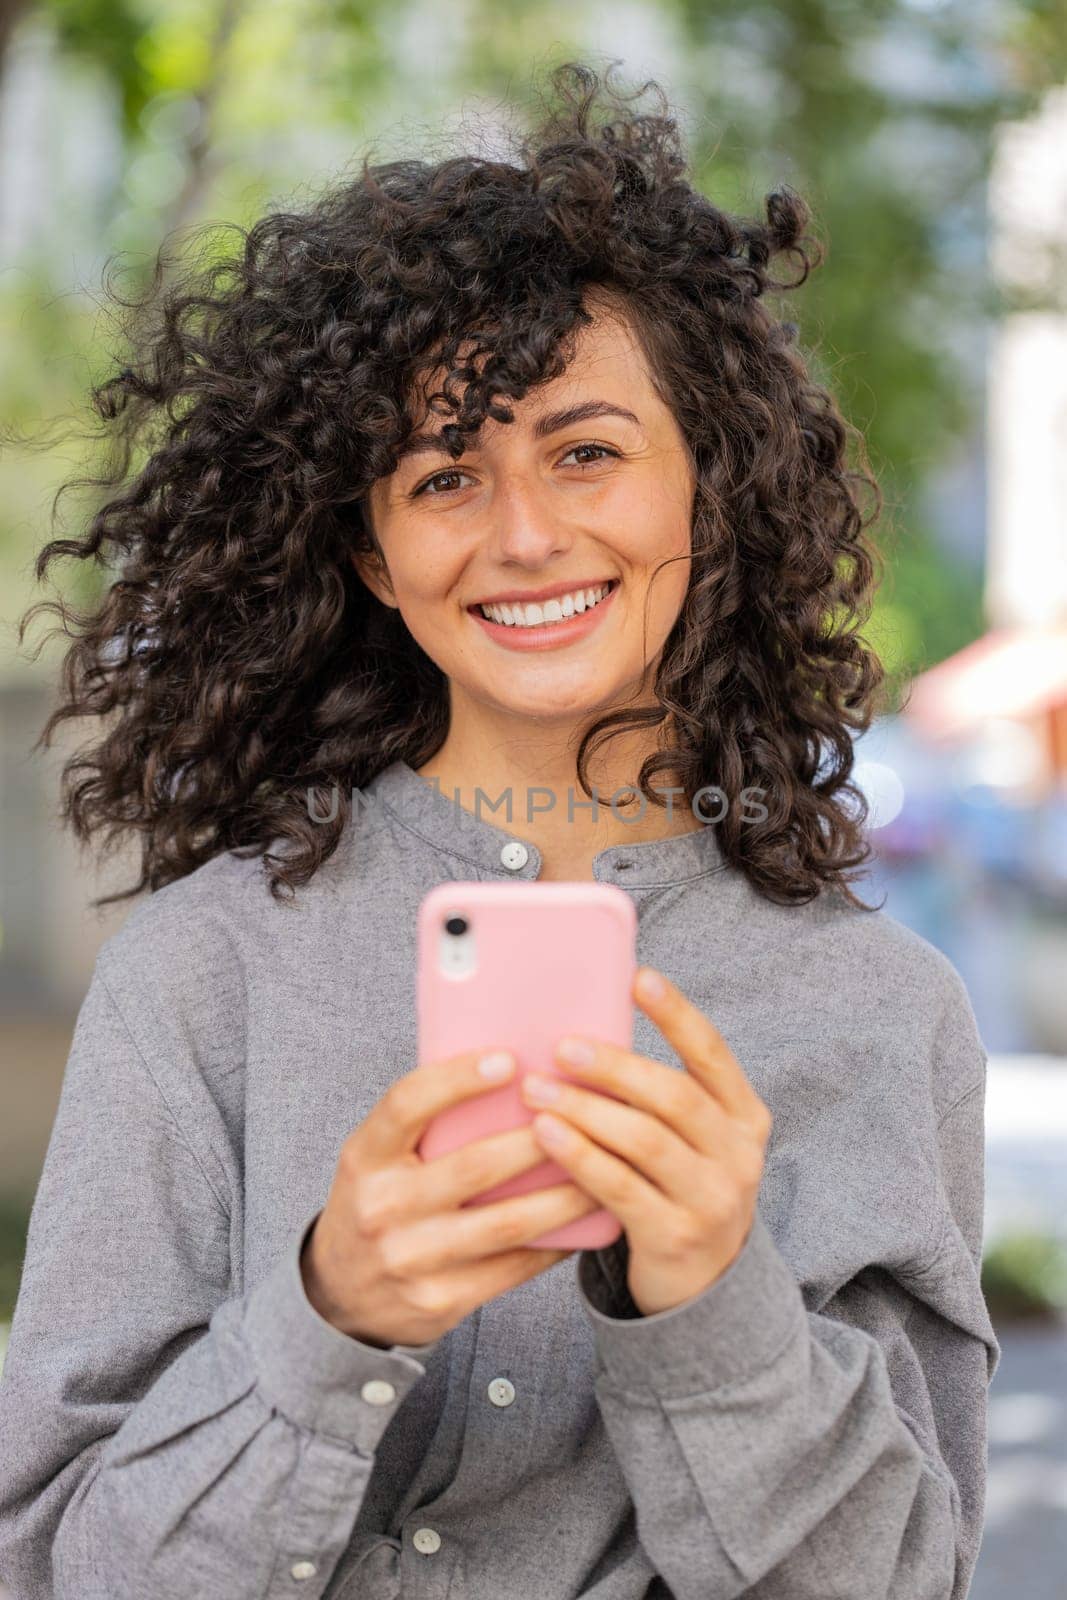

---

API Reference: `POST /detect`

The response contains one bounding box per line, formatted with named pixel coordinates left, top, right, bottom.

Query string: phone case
left=416, top=880, right=637, bottom=1249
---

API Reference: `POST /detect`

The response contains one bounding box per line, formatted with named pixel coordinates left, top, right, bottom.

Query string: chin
left=482, top=681, right=628, bottom=722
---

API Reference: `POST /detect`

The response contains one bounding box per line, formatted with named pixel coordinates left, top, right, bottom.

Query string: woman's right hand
left=300, top=1049, right=599, bottom=1348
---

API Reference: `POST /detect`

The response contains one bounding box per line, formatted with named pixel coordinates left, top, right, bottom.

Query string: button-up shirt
left=0, top=759, right=1000, bottom=1599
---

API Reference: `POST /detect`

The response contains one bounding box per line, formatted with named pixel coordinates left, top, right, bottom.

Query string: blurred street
left=974, top=1322, right=1067, bottom=1599
left=984, top=1056, right=1067, bottom=1245
left=972, top=1055, right=1067, bottom=1595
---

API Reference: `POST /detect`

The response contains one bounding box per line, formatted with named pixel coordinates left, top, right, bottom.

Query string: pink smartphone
left=415, top=880, right=637, bottom=1250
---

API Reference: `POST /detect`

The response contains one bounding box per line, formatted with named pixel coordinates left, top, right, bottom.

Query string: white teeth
left=479, top=582, right=612, bottom=627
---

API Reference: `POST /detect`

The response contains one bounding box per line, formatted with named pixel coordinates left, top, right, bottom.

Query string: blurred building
left=881, top=83, right=1067, bottom=1058
left=905, top=83, right=1067, bottom=795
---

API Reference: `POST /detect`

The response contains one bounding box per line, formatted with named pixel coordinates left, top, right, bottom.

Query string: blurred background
left=0, top=1, right=1065, bottom=1593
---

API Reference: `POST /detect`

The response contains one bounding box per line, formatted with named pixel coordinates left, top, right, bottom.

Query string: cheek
left=608, top=472, right=691, bottom=569
left=385, top=543, right=464, bottom=612
left=384, top=553, right=473, bottom=660
left=625, top=518, right=692, bottom=632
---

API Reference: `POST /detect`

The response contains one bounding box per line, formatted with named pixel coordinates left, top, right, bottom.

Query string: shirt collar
left=360, top=759, right=731, bottom=889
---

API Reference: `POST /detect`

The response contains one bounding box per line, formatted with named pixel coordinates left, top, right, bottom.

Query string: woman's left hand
left=521, top=965, right=773, bottom=1317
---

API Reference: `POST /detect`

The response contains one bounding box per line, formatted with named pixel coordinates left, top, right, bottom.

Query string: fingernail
left=556, top=1036, right=594, bottom=1065
left=636, top=967, right=665, bottom=1000
left=534, top=1113, right=570, bottom=1145
left=478, top=1051, right=514, bottom=1081
left=523, top=1073, right=561, bottom=1104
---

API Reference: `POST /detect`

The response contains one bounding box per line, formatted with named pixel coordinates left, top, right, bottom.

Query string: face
left=355, top=302, right=696, bottom=731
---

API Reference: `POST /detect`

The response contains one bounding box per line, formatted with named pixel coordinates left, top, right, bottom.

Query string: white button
left=361, top=1378, right=396, bottom=1405
left=487, top=1377, right=516, bottom=1407
left=413, top=1526, right=441, bottom=1554
left=499, top=840, right=529, bottom=871
left=290, top=1560, right=317, bottom=1580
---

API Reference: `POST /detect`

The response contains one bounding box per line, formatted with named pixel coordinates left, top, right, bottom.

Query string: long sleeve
left=0, top=964, right=438, bottom=1600
left=575, top=1065, right=1001, bottom=1600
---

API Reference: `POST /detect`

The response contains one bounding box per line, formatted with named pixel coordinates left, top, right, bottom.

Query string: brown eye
left=563, top=443, right=619, bottom=468
left=410, top=468, right=473, bottom=499
left=409, top=442, right=619, bottom=499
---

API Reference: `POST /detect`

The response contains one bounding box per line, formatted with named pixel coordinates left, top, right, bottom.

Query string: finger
left=633, top=967, right=769, bottom=1131
left=546, top=1040, right=727, bottom=1156
left=382, top=1180, right=599, bottom=1274
left=524, top=1079, right=718, bottom=1207
left=528, top=1114, right=674, bottom=1244
left=360, top=1048, right=518, bottom=1163
left=404, top=1123, right=551, bottom=1216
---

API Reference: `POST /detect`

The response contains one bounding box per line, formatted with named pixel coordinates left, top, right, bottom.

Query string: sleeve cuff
left=241, top=1212, right=440, bottom=1449
left=576, top=1209, right=805, bottom=1399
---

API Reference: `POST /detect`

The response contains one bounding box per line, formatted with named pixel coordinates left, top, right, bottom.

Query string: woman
left=0, top=62, right=998, bottom=1600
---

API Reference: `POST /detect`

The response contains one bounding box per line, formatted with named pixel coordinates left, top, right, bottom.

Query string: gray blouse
left=0, top=759, right=1000, bottom=1599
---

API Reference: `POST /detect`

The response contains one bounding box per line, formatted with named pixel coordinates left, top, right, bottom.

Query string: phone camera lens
left=444, top=915, right=468, bottom=937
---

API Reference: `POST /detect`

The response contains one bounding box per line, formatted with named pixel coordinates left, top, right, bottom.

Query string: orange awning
left=905, top=624, right=1067, bottom=740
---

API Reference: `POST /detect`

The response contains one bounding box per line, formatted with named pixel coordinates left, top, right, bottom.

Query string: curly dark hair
left=16, top=59, right=889, bottom=911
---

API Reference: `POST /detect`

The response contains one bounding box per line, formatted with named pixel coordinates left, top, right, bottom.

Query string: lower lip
left=468, top=583, right=619, bottom=651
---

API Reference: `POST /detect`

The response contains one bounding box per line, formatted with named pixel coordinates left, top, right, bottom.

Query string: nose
left=483, top=479, right=576, bottom=569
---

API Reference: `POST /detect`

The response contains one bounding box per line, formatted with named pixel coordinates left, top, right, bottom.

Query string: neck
left=413, top=712, right=703, bottom=882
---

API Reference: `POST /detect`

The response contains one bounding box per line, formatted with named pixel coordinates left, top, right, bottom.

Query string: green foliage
left=982, top=1229, right=1067, bottom=1322
left=1001, top=0, right=1067, bottom=90
left=0, top=1192, right=32, bottom=1325
left=37, top=0, right=138, bottom=114
left=39, top=0, right=220, bottom=137
left=869, top=520, right=987, bottom=705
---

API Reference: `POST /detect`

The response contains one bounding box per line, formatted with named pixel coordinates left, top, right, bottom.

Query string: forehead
left=402, top=306, right=654, bottom=448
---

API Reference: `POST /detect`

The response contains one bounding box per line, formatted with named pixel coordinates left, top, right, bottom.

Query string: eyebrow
left=395, top=400, right=643, bottom=462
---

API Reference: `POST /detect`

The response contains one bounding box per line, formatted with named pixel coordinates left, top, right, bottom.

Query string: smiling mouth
left=472, top=578, right=619, bottom=628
